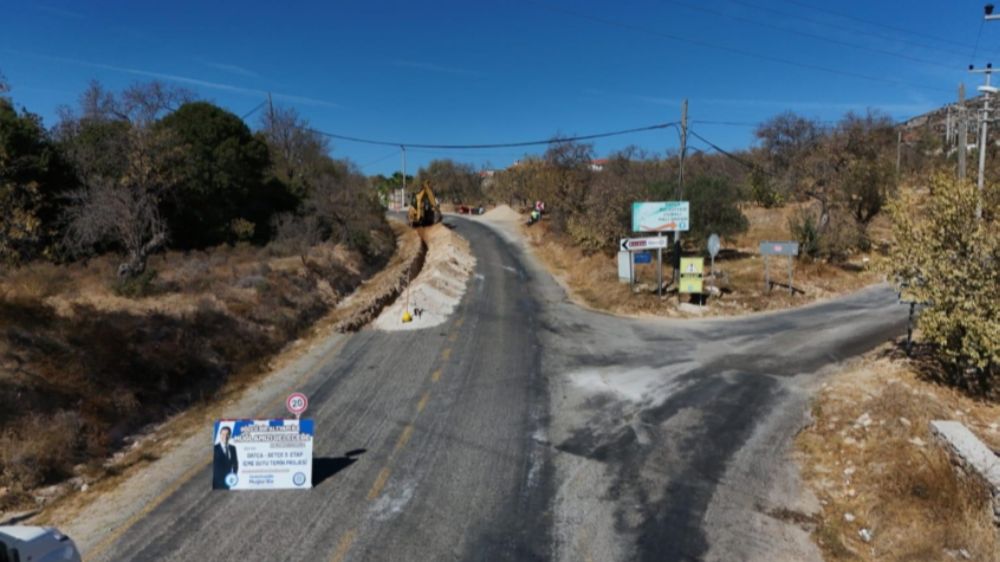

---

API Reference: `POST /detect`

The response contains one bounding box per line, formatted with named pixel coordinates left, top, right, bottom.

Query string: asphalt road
left=88, top=217, right=906, bottom=562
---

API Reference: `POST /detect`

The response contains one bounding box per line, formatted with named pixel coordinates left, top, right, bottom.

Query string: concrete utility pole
left=675, top=99, right=688, bottom=284
left=958, top=83, right=968, bottom=181
left=401, top=146, right=407, bottom=212
left=969, top=63, right=994, bottom=220
left=678, top=99, right=688, bottom=195
left=896, top=130, right=902, bottom=175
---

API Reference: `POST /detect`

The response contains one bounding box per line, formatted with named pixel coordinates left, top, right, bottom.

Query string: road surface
left=86, top=217, right=905, bottom=562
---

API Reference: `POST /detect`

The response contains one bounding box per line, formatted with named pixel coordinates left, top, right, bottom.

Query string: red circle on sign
left=286, top=392, right=308, bottom=416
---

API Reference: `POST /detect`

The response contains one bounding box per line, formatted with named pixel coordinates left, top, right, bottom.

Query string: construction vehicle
left=408, top=181, right=442, bottom=227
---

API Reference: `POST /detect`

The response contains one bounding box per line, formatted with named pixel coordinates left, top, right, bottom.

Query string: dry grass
left=796, top=348, right=1000, bottom=561
left=0, top=230, right=396, bottom=512
left=523, top=202, right=883, bottom=317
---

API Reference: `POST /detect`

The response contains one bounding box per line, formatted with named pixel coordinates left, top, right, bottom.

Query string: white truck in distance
left=0, top=527, right=81, bottom=562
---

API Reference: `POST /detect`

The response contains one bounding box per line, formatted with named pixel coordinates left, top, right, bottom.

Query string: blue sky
left=1, top=0, right=995, bottom=175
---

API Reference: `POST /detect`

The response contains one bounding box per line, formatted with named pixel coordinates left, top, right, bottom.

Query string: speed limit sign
left=286, top=392, right=308, bottom=418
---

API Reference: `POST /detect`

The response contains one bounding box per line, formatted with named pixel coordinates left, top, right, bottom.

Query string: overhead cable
left=305, top=122, right=679, bottom=149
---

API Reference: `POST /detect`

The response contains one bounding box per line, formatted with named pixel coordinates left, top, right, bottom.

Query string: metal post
left=906, top=302, right=915, bottom=355
left=764, top=255, right=770, bottom=292
left=896, top=130, right=902, bottom=176
left=958, top=84, right=968, bottom=180
left=788, top=256, right=793, bottom=295
left=401, top=145, right=407, bottom=212
left=657, top=232, right=663, bottom=297
left=978, top=86, right=990, bottom=220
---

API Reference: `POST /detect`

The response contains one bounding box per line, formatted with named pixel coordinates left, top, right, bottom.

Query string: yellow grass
left=797, top=350, right=1000, bottom=561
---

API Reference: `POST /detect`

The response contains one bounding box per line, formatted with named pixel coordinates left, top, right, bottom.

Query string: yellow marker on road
left=367, top=467, right=391, bottom=500
left=402, top=310, right=413, bottom=323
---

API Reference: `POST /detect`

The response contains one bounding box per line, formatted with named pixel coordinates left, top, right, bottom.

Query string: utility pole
left=896, top=130, right=902, bottom=176
left=401, top=146, right=407, bottom=212
left=958, top=83, right=968, bottom=180
left=267, top=92, right=274, bottom=126
left=969, top=63, right=994, bottom=220
left=675, top=99, right=688, bottom=285
left=974, top=3, right=1000, bottom=217
left=678, top=99, right=688, bottom=194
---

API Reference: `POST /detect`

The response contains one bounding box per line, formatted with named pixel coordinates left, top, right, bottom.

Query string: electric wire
left=240, top=100, right=267, bottom=120
left=971, top=18, right=986, bottom=64
left=360, top=150, right=401, bottom=169
left=304, top=121, right=679, bottom=149
left=778, top=0, right=978, bottom=51
left=527, top=1, right=952, bottom=94
left=661, top=0, right=959, bottom=71
left=688, top=129, right=761, bottom=171
left=727, top=0, right=972, bottom=60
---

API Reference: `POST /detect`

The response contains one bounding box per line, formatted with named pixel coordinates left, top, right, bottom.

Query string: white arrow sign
left=620, top=237, right=669, bottom=252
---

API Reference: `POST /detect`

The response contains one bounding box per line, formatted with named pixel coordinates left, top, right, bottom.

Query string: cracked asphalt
left=84, top=216, right=905, bottom=562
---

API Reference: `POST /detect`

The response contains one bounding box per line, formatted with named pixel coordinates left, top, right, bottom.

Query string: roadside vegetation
left=0, top=75, right=391, bottom=511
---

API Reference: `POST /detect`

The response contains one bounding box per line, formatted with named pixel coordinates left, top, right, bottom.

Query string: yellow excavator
left=408, top=180, right=442, bottom=227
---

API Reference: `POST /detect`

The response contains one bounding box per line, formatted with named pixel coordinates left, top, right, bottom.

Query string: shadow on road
left=313, top=449, right=366, bottom=487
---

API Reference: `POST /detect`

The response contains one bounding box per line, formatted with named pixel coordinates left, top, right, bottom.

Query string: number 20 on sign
left=286, top=392, right=308, bottom=419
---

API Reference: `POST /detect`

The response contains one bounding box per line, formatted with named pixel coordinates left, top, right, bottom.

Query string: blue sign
left=633, top=252, right=652, bottom=264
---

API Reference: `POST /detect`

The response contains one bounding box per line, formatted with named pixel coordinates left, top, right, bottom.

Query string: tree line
left=0, top=74, right=386, bottom=286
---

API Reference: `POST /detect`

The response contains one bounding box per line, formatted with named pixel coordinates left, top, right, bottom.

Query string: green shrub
left=887, top=174, right=999, bottom=396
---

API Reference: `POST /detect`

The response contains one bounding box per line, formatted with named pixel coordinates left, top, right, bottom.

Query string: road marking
left=441, top=348, right=452, bottom=361
left=448, top=333, right=458, bottom=342
left=83, top=459, right=211, bottom=561
left=329, top=528, right=356, bottom=562
left=394, top=424, right=414, bottom=453
left=455, top=317, right=465, bottom=327
left=367, top=467, right=391, bottom=500
left=431, top=369, right=442, bottom=383
left=416, top=392, right=430, bottom=413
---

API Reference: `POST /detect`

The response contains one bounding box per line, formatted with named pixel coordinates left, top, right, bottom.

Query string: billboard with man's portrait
left=212, top=418, right=313, bottom=491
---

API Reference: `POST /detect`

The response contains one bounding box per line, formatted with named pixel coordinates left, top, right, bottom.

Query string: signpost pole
left=788, top=256, right=793, bottom=295
left=764, top=255, right=770, bottom=292
left=630, top=252, right=635, bottom=290
left=657, top=231, right=663, bottom=298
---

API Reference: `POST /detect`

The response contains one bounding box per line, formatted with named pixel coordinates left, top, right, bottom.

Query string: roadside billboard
left=212, top=418, right=313, bottom=491
left=632, top=201, right=689, bottom=232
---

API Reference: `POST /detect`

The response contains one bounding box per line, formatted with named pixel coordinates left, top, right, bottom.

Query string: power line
left=688, top=129, right=760, bottom=171
left=359, top=150, right=401, bottom=169
left=727, top=0, right=972, bottom=61
left=971, top=18, right=986, bottom=64
left=305, top=121, right=679, bottom=149
left=240, top=99, right=267, bottom=120
left=661, top=0, right=959, bottom=71
left=778, top=0, right=978, bottom=51
left=527, top=1, right=952, bottom=94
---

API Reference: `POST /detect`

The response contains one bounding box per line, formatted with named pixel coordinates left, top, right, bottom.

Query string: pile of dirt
left=328, top=223, right=425, bottom=333
left=374, top=224, right=475, bottom=331
left=480, top=204, right=523, bottom=223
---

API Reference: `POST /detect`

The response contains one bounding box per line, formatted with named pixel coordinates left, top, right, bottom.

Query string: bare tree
left=65, top=128, right=181, bottom=280
left=76, top=79, right=193, bottom=124
left=259, top=105, right=329, bottom=196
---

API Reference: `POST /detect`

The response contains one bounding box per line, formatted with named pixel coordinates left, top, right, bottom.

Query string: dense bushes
left=0, top=79, right=389, bottom=281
